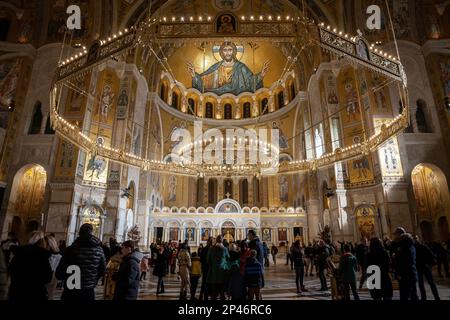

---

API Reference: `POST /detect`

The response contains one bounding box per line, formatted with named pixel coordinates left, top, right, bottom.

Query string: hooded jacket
left=56, top=234, right=106, bottom=290
left=113, top=251, right=141, bottom=300
left=395, top=233, right=417, bottom=280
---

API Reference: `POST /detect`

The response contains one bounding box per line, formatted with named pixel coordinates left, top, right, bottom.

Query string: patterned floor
left=54, top=263, right=450, bottom=301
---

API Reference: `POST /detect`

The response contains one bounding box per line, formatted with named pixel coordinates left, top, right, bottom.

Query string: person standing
left=285, top=241, right=290, bottom=266
left=338, top=244, right=359, bottom=301
left=207, top=235, right=229, bottom=300
left=304, top=243, right=314, bottom=276
left=366, top=238, right=393, bottom=300
left=244, top=250, right=264, bottom=301
left=393, top=227, right=418, bottom=301
left=46, top=235, right=62, bottom=300
left=291, top=240, right=306, bottom=295
left=271, top=245, right=278, bottom=266
left=140, top=255, right=149, bottom=281
left=178, top=243, right=191, bottom=300
left=56, top=224, right=106, bottom=301
left=190, top=252, right=202, bottom=300
left=153, top=245, right=169, bottom=294
left=432, top=241, right=449, bottom=278
left=228, top=245, right=245, bottom=301
left=200, top=238, right=212, bottom=300
left=112, top=241, right=141, bottom=300
left=317, top=240, right=330, bottom=291
left=414, top=236, right=440, bottom=300
left=8, top=231, right=53, bottom=301
left=262, top=242, right=269, bottom=268
left=248, top=230, right=264, bottom=268
left=355, top=238, right=369, bottom=289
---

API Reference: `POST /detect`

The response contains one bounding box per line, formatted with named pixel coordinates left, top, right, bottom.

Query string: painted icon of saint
left=187, top=42, right=270, bottom=96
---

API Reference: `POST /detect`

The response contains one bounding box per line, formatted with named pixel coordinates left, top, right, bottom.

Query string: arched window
left=197, top=178, right=204, bottom=205
left=187, top=98, right=195, bottom=115
left=277, top=91, right=285, bottom=109
left=205, top=102, right=213, bottom=118
left=243, top=102, right=251, bottom=118
left=399, top=100, right=413, bottom=133
left=29, top=102, right=43, bottom=134
left=0, top=18, right=11, bottom=41
left=171, top=92, right=179, bottom=109
left=44, top=116, right=55, bottom=134
left=290, top=83, right=296, bottom=102
left=160, top=83, right=167, bottom=102
left=224, top=104, right=232, bottom=119
left=261, top=98, right=269, bottom=115
left=253, top=178, right=260, bottom=204
left=240, top=179, right=249, bottom=205
left=416, top=100, right=431, bottom=133
left=322, top=182, right=330, bottom=210
left=224, top=179, right=233, bottom=199
left=208, top=179, right=217, bottom=204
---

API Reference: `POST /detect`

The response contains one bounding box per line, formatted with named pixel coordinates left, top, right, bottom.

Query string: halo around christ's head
left=213, top=43, right=244, bottom=61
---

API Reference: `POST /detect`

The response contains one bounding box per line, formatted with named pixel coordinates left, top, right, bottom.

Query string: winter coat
left=317, top=245, right=331, bottom=268
left=56, top=234, right=106, bottom=290
left=178, top=249, right=191, bottom=268
left=249, top=238, right=264, bottom=267
left=338, top=253, right=358, bottom=283
left=206, top=244, right=229, bottom=284
left=355, top=244, right=368, bottom=267
left=271, top=246, right=278, bottom=256
left=415, top=243, right=436, bottom=270
left=367, top=247, right=393, bottom=300
left=140, top=257, right=149, bottom=272
left=395, top=234, right=417, bottom=281
left=290, top=247, right=305, bottom=269
left=200, top=245, right=210, bottom=275
left=113, top=251, right=141, bottom=300
left=239, top=250, right=251, bottom=276
left=153, top=251, right=169, bottom=277
left=190, top=257, right=202, bottom=276
left=244, top=257, right=264, bottom=288
left=8, top=245, right=53, bottom=301
left=228, top=258, right=245, bottom=300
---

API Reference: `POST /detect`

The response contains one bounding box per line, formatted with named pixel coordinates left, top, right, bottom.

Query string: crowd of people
left=1, top=224, right=449, bottom=301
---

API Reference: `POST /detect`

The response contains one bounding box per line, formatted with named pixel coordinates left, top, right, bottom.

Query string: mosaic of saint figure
left=187, top=42, right=270, bottom=96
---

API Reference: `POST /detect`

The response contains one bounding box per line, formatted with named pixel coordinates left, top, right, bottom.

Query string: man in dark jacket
left=200, top=237, right=212, bottom=301
left=113, top=241, right=140, bottom=300
left=8, top=232, right=52, bottom=301
left=248, top=230, right=264, bottom=269
left=394, top=227, right=418, bottom=301
left=355, top=238, right=369, bottom=289
left=431, top=241, right=449, bottom=278
left=414, top=236, right=440, bottom=300
left=56, top=224, right=106, bottom=301
left=317, top=240, right=330, bottom=291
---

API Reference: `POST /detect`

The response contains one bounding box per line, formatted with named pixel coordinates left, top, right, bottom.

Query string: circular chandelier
left=50, top=6, right=410, bottom=178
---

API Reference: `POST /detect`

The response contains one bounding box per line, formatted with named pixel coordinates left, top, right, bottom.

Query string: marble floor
left=53, top=262, right=450, bottom=301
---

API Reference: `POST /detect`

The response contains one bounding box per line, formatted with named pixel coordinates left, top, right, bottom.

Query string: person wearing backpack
left=414, top=235, right=440, bottom=300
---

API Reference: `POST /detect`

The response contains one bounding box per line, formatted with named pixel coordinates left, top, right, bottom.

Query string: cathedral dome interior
left=0, top=0, right=449, bottom=253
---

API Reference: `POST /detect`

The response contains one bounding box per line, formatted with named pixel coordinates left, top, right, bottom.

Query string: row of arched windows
left=160, top=82, right=296, bottom=120
left=197, top=178, right=260, bottom=206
